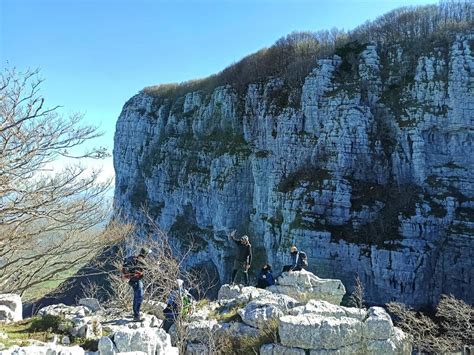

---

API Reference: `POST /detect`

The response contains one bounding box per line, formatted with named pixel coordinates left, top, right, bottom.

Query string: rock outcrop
left=0, top=294, right=22, bottom=323
left=267, top=270, right=345, bottom=304
left=171, top=271, right=411, bottom=354
left=277, top=301, right=410, bottom=354
left=113, top=9, right=473, bottom=307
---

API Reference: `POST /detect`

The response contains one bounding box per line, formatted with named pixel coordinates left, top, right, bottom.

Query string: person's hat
left=177, top=279, right=184, bottom=287
left=241, top=235, right=249, bottom=242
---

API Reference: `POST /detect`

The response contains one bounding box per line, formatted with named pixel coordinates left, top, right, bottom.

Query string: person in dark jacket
left=257, top=264, right=275, bottom=289
left=162, top=279, right=194, bottom=332
left=282, top=245, right=308, bottom=272
left=229, top=230, right=252, bottom=286
left=123, top=248, right=149, bottom=321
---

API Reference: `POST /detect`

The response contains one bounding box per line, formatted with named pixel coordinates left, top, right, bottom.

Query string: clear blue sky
left=1, top=0, right=435, bottom=157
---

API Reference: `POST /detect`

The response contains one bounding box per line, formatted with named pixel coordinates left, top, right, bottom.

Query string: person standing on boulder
left=282, top=245, right=308, bottom=272
left=122, top=248, right=150, bottom=321
left=228, top=230, right=252, bottom=286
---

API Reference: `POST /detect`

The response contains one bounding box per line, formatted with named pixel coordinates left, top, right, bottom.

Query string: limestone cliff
left=113, top=21, right=473, bottom=306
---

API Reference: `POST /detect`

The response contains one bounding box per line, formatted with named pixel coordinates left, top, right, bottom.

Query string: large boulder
left=169, top=319, right=218, bottom=345
left=37, top=303, right=102, bottom=339
left=279, top=300, right=411, bottom=355
left=279, top=314, right=363, bottom=350
left=288, top=300, right=366, bottom=321
left=98, top=336, right=116, bottom=355
left=112, top=327, right=178, bottom=355
left=278, top=304, right=411, bottom=354
left=78, top=298, right=101, bottom=313
left=238, top=293, right=298, bottom=328
left=38, top=304, right=91, bottom=318
left=268, top=270, right=346, bottom=305
left=363, top=307, right=393, bottom=340
left=0, top=294, right=22, bottom=323
left=217, top=284, right=273, bottom=304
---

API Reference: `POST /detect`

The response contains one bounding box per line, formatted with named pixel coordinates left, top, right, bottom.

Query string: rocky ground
left=0, top=270, right=411, bottom=355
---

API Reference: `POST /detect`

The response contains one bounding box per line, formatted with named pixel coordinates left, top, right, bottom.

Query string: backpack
left=298, top=251, right=308, bottom=268
left=122, top=256, right=139, bottom=279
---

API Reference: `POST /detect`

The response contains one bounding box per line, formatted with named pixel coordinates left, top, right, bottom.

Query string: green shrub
left=30, top=315, right=66, bottom=333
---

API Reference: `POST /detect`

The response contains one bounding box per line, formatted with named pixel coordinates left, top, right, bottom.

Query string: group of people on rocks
left=229, top=230, right=308, bottom=288
left=121, top=230, right=308, bottom=330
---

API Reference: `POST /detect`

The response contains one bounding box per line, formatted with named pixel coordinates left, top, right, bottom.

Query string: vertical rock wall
left=114, top=34, right=474, bottom=307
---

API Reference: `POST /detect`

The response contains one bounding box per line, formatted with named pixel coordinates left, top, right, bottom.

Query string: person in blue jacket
left=256, top=264, right=275, bottom=289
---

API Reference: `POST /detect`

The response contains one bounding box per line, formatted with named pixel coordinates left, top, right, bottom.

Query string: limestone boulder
left=278, top=304, right=411, bottom=354
left=279, top=314, right=363, bottom=350
left=98, top=336, right=116, bottom=355
left=112, top=327, right=178, bottom=355
left=268, top=270, right=346, bottom=305
left=38, top=304, right=91, bottom=318
left=0, top=294, right=22, bottom=323
left=78, top=298, right=101, bottom=313
left=239, top=302, right=284, bottom=329
left=217, top=284, right=273, bottom=304
left=363, top=307, right=393, bottom=340
left=238, top=292, right=298, bottom=328
left=288, top=300, right=366, bottom=321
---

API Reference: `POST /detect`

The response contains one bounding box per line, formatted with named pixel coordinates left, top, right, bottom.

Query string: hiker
left=282, top=245, right=308, bottom=272
left=162, top=279, right=193, bottom=332
left=122, top=248, right=150, bottom=321
left=228, top=230, right=252, bottom=286
left=256, top=264, right=275, bottom=289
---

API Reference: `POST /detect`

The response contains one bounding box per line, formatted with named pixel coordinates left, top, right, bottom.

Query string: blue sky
left=1, top=0, right=436, bottom=179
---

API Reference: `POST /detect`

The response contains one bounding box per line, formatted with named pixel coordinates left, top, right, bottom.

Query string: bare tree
left=0, top=68, right=127, bottom=297
left=387, top=294, right=473, bottom=353
left=347, top=274, right=365, bottom=308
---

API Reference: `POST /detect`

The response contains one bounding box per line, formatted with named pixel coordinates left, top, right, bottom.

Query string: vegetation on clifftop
left=143, top=1, right=473, bottom=102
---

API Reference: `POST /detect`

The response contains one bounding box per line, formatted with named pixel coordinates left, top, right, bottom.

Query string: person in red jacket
left=122, top=248, right=149, bottom=321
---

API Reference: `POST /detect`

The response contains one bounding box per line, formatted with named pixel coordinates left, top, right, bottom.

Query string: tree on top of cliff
left=143, top=1, right=472, bottom=101
left=0, top=68, right=130, bottom=298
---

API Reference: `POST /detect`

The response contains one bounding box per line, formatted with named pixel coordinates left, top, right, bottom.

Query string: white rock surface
left=0, top=294, right=22, bottom=323
left=288, top=300, right=366, bottom=321
left=279, top=304, right=411, bottom=353
left=279, top=314, right=363, bottom=350
left=98, top=336, right=116, bottom=355
left=268, top=270, right=346, bottom=305
left=238, top=292, right=298, bottom=328
left=0, top=344, right=85, bottom=355
left=112, top=327, right=178, bottom=355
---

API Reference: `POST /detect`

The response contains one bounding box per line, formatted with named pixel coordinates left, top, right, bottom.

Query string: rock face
left=0, top=294, right=22, bottom=323
left=113, top=29, right=474, bottom=307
